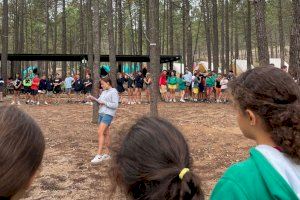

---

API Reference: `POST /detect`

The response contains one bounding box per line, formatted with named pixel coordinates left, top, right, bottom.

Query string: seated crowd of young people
left=1, top=66, right=299, bottom=200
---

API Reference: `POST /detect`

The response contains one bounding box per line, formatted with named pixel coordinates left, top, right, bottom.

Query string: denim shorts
left=98, top=114, right=113, bottom=126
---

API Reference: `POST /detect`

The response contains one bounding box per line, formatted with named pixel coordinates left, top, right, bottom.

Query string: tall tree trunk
left=182, top=1, right=186, bottom=67
left=225, top=0, right=230, bottom=72
left=278, top=0, right=285, bottom=66
left=45, top=0, right=50, bottom=76
left=235, top=17, right=239, bottom=60
left=79, top=0, right=85, bottom=77
left=161, top=0, right=166, bottom=54
left=87, top=0, right=94, bottom=74
left=128, top=2, right=136, bottom=55
left=289, top=0, right=300, bottom=82
left=203, top=0, right=212, bottom=70
left=13, top=0, right=19, bottom=77
left=62, top=0, right=67, bottom=79
left=246, top=0, right=252, bottom=70
left=117, top=0, right=123, bottom=55
left=212, top=0, right=219, bottom=71
left=253, top=0, right=269, bottom=67
left=107, top=0, right=117, bottom=87
left=145, top=0, right=150, bottom=54
left=185, top=0, right=193, bottom=70
left=52, top=0, right=58, bottom=76
left=92, top=0, right=100, bottom=124
left=149, top=0, right=160, bottom=117
left=18, top=0, right=25, bottom=74
left=270, top=32, right=274, bottom=58
left=230, top=7, right=234, bottom=68
left=221, top=0, right=225, bottom=73
left=138, top=0, right=143, bottom=56
left=168, top=0, right=174, bottom=55
left=1, top=0, right=9, bottom=84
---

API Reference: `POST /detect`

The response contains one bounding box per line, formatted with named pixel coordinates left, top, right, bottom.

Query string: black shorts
left=83, top=88, right=92, bottom=94
left=31, top=90, right=38, bottom=96
left=24, top=86, right=31, bottom=94
left=53, top=89, right=61, bottom=94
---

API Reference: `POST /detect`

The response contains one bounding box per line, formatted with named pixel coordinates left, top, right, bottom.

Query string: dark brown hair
left=0, top=106, right=45, bottom=197
left=229, top=67, right=300, bottom=162
left=101, top=76, right=112, bottom=86
left=111, top=117, right=204, bottom=200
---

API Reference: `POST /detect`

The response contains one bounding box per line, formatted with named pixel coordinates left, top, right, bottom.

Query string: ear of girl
left=211, top=67, right=300, bottom=199
left=111, top=117, right=205, bottom=200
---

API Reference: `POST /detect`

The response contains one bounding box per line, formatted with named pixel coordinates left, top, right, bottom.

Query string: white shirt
left=256, top=145, right=300, bottom=198
left=220, top=78, right=228, bottom=90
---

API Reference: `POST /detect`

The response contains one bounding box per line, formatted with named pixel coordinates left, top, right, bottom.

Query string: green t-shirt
left=23, top=78, right=32, bottom=87
left=211, top=148, right=298, bottom=200
left=167, top=76, right=177, bottom=85
left=178, top=78, right=186, bottom=91
left=206, top=76, right=215, bottom=87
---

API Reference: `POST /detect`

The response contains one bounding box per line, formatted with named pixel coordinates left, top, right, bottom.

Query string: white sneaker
left=169, top=99, right=172, bottom=102
left=91, top=154, right=104, bottom=164
left=37, top=101, right=40, bottom=106
left=91, top=154, right=110, bottom=164
left=102, top=154, right=111, bottom=161
left=44, top=102, right=48, bottom=105
left=194, top=99, right=198, bottom=102
left=138, top=102, right=141, bottom=104
left=173, top=99, right=176, bottom=103
left=11, top=101, right=15, bottom=105
left=17, top=101, right=21, bottom=105
left=180, top=99, right=186, bottom=103
left=128, top=101, right=131, bottom=105
left=89, top=102, right=93, bottom=105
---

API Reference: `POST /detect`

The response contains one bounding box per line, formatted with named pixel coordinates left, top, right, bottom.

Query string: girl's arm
left=88, top=95, right=104, bottom=105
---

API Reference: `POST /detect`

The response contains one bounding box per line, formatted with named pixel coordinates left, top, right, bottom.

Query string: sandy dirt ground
left=1, top=100, right=254, bottom=200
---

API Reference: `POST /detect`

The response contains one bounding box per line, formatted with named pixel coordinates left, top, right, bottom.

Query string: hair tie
left=179, top=168, right=190, bottom=180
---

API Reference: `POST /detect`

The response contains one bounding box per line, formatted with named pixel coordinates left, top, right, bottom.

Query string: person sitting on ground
left=211, top=67, right=300, bottom=199
left=111, top=117, right=204, bottom=200
left=30, top=73, right=40, bottom=105
left=0, top=77, right=4, bottom=102
left=65, top=73, right=74, bottom=103
left=159, top=70, right=168, bottom=102
left=0, top=106, right=45, bottom=200
left=167, top=70, right=178, bottom=103
left=83, top=74, right=93, bottom=105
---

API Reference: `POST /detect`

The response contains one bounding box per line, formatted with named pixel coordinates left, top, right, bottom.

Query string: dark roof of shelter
left=0, top=54, right=181, bottom=63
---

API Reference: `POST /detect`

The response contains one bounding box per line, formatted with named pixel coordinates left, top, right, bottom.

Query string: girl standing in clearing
left=89, top=77, right=119, bottom=164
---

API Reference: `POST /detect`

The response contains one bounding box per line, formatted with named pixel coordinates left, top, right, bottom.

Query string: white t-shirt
left=220, top=78, right=228, bottom=90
